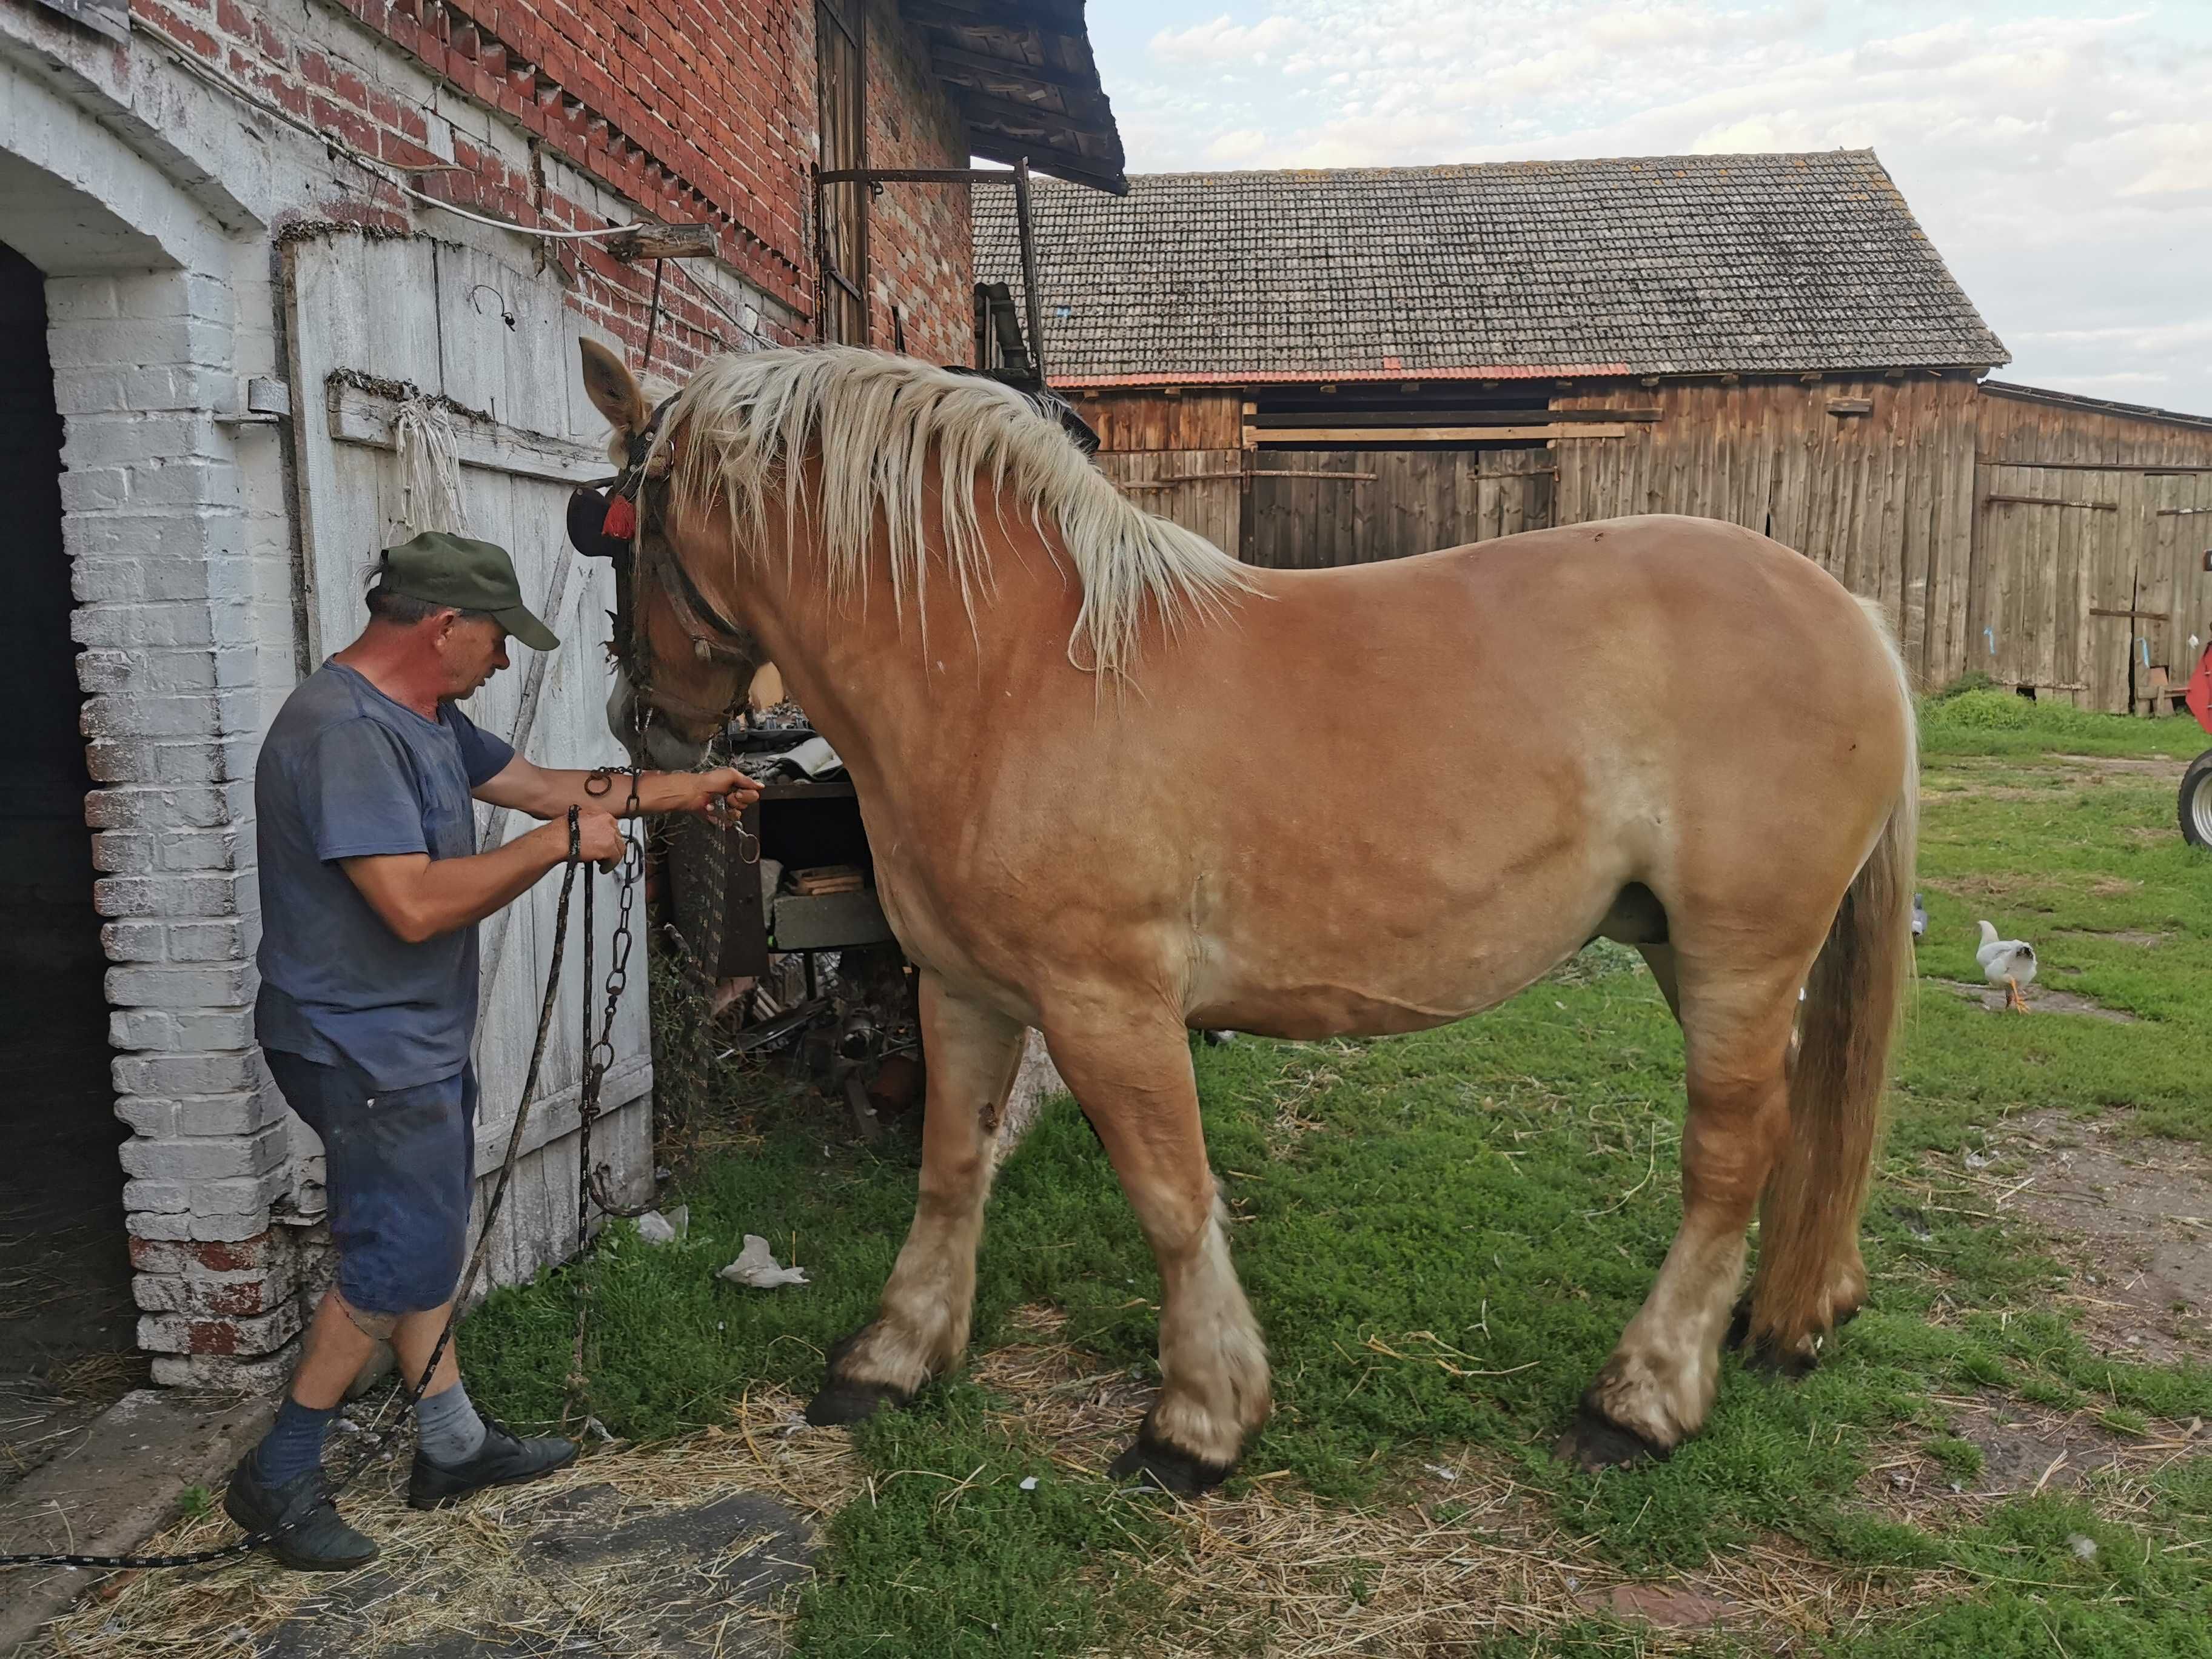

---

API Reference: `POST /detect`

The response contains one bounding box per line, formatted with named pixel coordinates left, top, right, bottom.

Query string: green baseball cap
left=376, top=531, right=559, bottom=651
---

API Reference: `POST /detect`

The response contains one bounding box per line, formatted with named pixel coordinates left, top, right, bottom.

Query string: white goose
left=1976, top=920, right=2037, bottom=1013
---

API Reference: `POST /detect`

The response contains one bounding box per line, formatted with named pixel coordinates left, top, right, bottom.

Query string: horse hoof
left=803, top=1329, right=916, bottom=1426
left=1108, top=1428, right=1233, bottom=1496
left=803, top=1377, right=910, bottom=1426
left=1744, top=1338, right=1820, bottom=1381
left=1555, top=1403, right=1671, bottom=1472
left=1724, top=1296, right=1752, bottom=1352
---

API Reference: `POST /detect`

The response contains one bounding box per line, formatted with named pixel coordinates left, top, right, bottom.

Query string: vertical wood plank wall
left=1078, top=380, right=2212, bottom=712
left=1551, top=377, right=1982, bottom=694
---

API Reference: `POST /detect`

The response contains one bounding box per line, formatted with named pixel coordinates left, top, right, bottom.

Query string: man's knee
left=332, top=1290, right=402, bottom=1342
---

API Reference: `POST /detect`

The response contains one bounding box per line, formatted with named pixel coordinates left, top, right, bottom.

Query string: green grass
left=466, top=706, right=2212, bottom=1657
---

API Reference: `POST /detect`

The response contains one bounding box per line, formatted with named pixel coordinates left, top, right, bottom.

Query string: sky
left=1078, top=2, right=2212, bottom=413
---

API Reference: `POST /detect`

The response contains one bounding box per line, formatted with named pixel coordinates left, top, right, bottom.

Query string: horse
left=575, top=338, right=1918, bottom=1491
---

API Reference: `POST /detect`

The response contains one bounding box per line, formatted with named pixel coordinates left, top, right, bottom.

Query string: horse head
left=575, top=338, right=767, bottom=754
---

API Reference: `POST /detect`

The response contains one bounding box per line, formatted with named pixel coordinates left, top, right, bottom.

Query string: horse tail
left=1752, top=600, right=1917, bottom=1353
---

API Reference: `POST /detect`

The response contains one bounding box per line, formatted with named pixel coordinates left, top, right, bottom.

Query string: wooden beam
left=967, top=133, right=1125, bottom=192
left=1258, top=407, right=1656, bottom=429
left=1123, top=468, right=1378, bottom=488
left=1982, top=493, right=2120, bottom=511
left=904, top=0, right=1085, bottom=40
left=1975, top=460, right=2212, bottom=474
left=958, top=87, right=1104, bottom=137
left=602, top=224, right=717, bottom=261
left=931, top=41, right=1098, bottom=94
left=1247, top=424, right=1629, bottom=444
left=326, top=383, right=605, bottom=486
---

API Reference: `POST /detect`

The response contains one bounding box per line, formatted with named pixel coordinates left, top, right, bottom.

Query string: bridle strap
left=642, top=535, right=755, bottom=663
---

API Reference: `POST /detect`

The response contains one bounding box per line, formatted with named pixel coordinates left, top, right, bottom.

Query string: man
left=226, top=531, right=759, bottom=1570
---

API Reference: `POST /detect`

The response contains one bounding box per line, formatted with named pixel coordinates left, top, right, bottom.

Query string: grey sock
left=414, top=1379, right=489, bottom=1467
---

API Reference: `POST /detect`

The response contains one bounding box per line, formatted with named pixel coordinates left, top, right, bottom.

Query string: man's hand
left=475, top=756, right=762, bottom=824
left=666, top=766, right=762, bottom=824
left=574, top=808, right=625, bottom=868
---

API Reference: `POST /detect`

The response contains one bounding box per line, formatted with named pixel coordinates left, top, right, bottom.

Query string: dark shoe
left=223, top=1456, right=380, bottom=1572
left=407, top=1419, right=578, bottom=1510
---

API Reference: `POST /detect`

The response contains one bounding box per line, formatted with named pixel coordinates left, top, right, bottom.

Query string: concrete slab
left=0, top=1387, right=273, bottom=1655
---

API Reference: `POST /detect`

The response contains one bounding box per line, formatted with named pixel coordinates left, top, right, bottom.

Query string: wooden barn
left=977, top=152, right=2212, bottom=711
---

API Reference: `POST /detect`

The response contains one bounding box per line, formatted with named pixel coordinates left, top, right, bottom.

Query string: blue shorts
left=266, top=1050, right=478, bottom=1316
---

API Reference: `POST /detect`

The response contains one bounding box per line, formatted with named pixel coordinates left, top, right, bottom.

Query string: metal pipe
left=1013, top=156, right=1046, bottom=385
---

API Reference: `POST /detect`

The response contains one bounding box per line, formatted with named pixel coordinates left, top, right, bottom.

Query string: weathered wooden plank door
left=1972, top=463, right=2204, bottom=712
left=1245, top=447, right=1555, bottom=568
left=1098, top=449, right=1242, bottom=551
left=280, top=230, right=652, bottom=1286
left=2143, top=472, right=2212, bottom=704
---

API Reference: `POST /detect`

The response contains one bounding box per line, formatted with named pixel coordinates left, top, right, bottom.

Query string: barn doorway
left=0, top=238, right=140, bottom=1464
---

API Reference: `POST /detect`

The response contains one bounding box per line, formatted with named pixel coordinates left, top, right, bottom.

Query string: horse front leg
left=1047, top=1007, right=1270, bottom=1494
left=805, top=974, right=1025, bottom=1425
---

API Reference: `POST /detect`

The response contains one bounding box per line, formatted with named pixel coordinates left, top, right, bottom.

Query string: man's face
left=435, top=613, right=511, bottom=700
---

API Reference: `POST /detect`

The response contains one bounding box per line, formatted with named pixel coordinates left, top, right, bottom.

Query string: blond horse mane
left=664, top=346, right=1254, bottom=674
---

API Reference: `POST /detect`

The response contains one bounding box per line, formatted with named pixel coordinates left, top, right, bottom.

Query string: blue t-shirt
left=254, top=662, right=515, bottom=1091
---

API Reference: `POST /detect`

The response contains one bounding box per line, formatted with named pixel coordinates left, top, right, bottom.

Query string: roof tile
left=976, top=152, right=2008, bottom=381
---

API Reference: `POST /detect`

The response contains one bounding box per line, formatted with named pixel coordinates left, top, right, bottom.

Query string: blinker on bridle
left=566, top=394, right=757, bottom=723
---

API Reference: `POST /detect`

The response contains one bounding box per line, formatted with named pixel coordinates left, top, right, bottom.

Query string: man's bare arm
left=472, top=756, right=759, bottom=822
left=341, top=811, right=623, bottom=944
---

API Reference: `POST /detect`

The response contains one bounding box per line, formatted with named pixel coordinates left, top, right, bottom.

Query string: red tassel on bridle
left=602, top=494, right=638, bottom=541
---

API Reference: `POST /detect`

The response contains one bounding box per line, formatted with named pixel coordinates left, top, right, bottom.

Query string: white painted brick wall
left=2, top=0, right=820, bottom=1387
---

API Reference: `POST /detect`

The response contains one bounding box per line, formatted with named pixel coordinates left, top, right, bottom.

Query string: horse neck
left=683, top=492, right=1077, bottom=795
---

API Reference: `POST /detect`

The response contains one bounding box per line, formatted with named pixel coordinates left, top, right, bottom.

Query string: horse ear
left=579, top=338, right=648, bottom=437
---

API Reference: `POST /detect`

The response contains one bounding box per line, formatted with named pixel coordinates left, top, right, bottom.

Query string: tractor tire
left=2180, top=749, right=2212, bottom=850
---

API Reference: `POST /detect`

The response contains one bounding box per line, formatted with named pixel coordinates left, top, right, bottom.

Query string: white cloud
left=1150, top=14, right=1308, bottom=65
left=1090, top=1, right=2212, bottom=412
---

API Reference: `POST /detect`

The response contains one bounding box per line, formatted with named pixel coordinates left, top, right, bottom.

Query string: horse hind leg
left=806, top=977, right=1025, bottom=1426
left=1047, top=1007, right=1270, bottom=1495
left=1563, top=960, right=1798, bottom=1470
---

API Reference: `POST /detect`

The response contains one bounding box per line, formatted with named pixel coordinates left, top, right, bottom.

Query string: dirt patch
left=1920, top=874, right=2049, bottom=903
left=2049, top=754, right=2189, bottom=775
left=1946, top=1110, right=2212, bottom=1364
left=1867, top=1396, right=2204, bottom=1524
left=2055, top=928, right=2171, bottom=947
left=1928, top=979, right=2137, bottom=1023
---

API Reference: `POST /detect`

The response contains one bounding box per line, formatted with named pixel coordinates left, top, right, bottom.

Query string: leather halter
left=574, top=395, right=758, bottom=725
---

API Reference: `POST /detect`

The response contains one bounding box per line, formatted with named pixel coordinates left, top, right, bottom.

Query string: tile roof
left=974, top=150, right=2009, bottom=383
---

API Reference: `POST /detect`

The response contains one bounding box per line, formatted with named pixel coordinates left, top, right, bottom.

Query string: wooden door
left=2146, top=472, right=2212, bottom=703
left=1244, top=447, right=1555, bottom=569
left=1098, top=449, right=1242, bottom=552
left=1972, top=463, right=2212, bottom=712
left=281, top=232, right=652, bottom=1285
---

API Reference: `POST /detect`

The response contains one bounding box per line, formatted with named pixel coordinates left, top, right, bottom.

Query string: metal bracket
left=215, top=375, right=293, bottom=426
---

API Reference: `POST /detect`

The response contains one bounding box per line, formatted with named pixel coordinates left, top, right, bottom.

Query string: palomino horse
left=577, top=340, right=1917, bottom=1490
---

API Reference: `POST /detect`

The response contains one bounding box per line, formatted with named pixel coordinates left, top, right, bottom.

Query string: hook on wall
left=469, top=283, right=517, bottom=329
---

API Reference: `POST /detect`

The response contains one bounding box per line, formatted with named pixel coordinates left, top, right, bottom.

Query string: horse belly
left=1186, top=872, right=1609, bottom=1041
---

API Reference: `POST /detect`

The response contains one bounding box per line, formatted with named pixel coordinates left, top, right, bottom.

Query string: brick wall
left=122, top=0, right=974, bottom=367
left=860, top=0, right=972, bottom=364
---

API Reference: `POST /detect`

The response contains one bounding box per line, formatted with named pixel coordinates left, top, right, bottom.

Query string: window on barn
left=816, top=0, right=868, bottom=345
